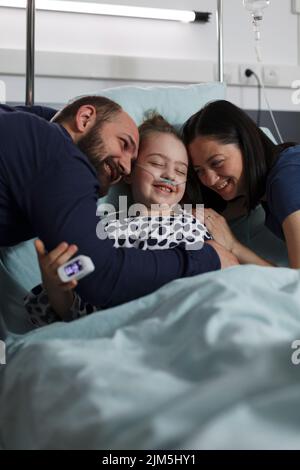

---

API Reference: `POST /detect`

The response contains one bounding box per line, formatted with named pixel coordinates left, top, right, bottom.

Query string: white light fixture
left=0, top=1, right=210, bottom=23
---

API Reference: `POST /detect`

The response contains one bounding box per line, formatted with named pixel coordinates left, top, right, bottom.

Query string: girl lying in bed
left=25, top=113, right=213, bottom=327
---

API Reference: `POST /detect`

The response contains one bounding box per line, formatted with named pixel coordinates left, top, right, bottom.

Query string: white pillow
left=99, top=82, right=226, bottom=127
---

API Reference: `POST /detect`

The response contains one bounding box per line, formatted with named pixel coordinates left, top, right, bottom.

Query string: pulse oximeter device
left=57, top=255, right=95, bottom=282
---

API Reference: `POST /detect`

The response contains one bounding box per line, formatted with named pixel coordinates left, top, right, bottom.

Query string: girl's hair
left=138, top=111, right=181, bottom=143
left=182, top=100, right=296, bottom=213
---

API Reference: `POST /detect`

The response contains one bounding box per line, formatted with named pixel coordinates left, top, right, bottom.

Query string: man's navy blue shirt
left=0, top=104, right=220, bottom=308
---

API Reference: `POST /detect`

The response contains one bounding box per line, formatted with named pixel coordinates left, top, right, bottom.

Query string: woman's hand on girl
left=204, top=210, right=275, bottom=267
left=204, top=208, right=237, bottom=253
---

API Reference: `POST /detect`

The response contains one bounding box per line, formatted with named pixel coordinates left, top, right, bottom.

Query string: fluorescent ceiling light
left=0, top=1, right=210, bottom=23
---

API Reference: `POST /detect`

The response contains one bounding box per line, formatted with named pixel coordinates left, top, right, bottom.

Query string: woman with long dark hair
left=183, top=100, right=299, bottom=267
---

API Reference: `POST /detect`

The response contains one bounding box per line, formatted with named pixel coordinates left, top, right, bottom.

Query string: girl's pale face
left=188, top=136, right=245, bottom=200
left=129, top=133, right=189, bottom=210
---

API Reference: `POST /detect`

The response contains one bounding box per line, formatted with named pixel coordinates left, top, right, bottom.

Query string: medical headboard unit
left=25, top=0, right=224, bottom=105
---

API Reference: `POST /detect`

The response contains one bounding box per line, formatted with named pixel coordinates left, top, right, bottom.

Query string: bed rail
left=25, top=0, right=224, bottom=105
left=26, top=0, right=35, bottom=105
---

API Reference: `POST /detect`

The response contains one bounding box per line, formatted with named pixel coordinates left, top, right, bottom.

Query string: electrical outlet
left=263, top=66, right=279, bottom=86
left=239, top=64, right=260, bottom=85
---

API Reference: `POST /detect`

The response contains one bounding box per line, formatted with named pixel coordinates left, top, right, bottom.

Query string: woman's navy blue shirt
left=263, top=145, right=300, bottom=240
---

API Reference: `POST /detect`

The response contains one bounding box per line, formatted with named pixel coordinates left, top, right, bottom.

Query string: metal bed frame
left=25, top=0, right=224, bottom=105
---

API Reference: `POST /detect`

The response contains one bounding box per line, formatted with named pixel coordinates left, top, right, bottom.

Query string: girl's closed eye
left=150, top=161, right=164, bottom=168
left=176, top=169, right=187, bottom=176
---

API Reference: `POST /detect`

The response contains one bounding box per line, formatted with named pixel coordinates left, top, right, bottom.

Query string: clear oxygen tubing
left=135, top=164, right=187, bottom=187
left=96, top=165, right=187, bottom=221
left=243, top=0, right=283, bottom=143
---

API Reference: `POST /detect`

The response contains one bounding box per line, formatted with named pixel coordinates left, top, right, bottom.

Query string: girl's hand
left=34, top=239, right=79, bottom=318
left=204, top=208, right=238, bottom=253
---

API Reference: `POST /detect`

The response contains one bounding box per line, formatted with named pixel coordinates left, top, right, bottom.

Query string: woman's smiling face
left=188, top=136, right=245, bottom=200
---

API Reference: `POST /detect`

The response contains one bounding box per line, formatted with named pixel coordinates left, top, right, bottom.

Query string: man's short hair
left=53, top=95, right=122, bottom=125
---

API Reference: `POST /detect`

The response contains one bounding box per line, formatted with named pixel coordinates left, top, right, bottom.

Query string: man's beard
left=78, top=123, right=122, bottom=197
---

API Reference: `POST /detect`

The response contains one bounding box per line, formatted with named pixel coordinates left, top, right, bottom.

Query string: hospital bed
left=1, top=1, right=300, bottom=451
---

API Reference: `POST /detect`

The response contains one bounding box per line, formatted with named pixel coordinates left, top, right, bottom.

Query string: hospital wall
left=0, top=0, right=300, bottom=139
